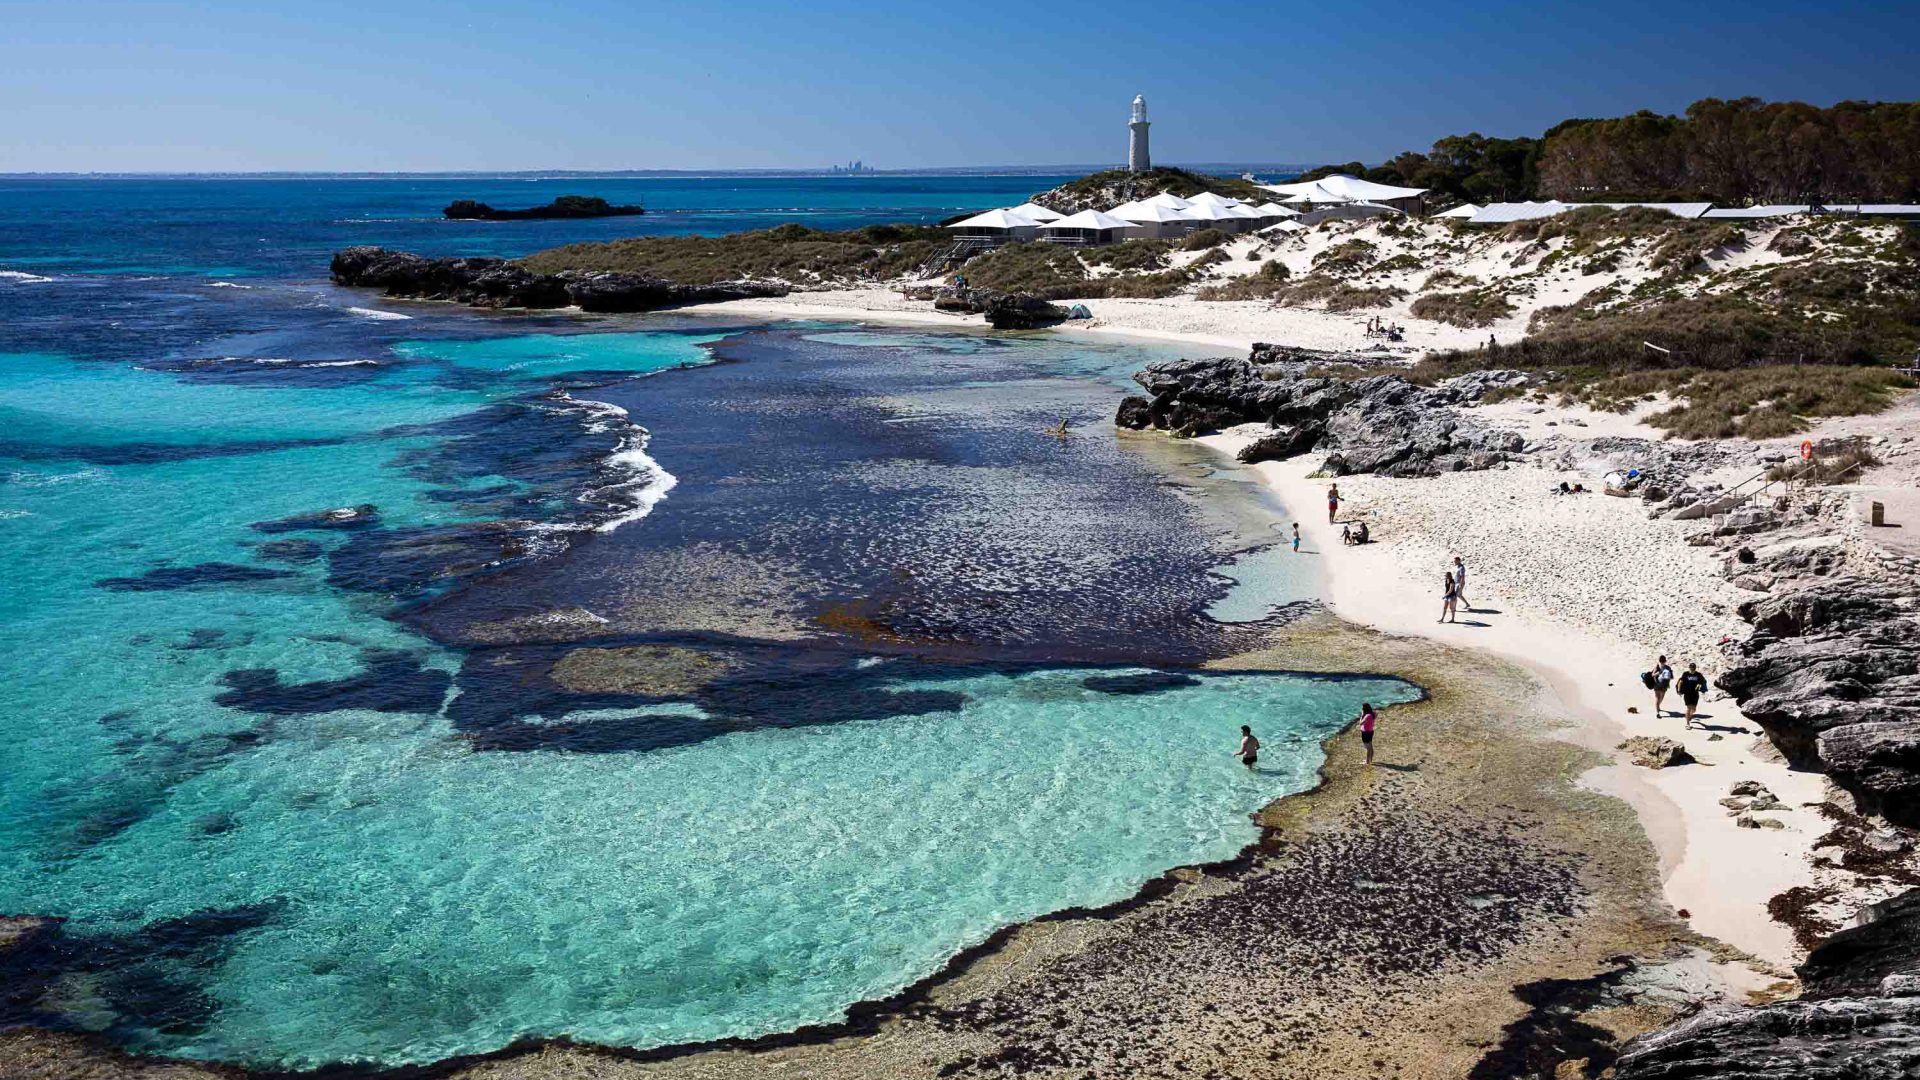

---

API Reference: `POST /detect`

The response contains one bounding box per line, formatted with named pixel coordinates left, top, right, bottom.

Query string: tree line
left=1299, top=98, right=1920, bottom=206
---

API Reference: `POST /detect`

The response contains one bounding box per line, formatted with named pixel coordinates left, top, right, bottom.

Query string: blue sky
left=3, top=0, right=1916, bottom=172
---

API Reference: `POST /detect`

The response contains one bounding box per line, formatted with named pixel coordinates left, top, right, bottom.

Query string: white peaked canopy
left=1043, top=209, right=1137, bottom=231
left=1143, top=192, right=1194, bottom=209
left=1223, top=203, right=1264, bottom=221
left=1261, top=219, right=1307, bottom=234
left=946, top=208, right=1041, bottom=230
left=1108, top=200, right=1194, bottom=223
left=1436, top=203, right=1482, bottom=219
left=1177, top=201, right=1243, bottom=223
left=1253, top=202, right=1299, bottom=217
left=1005, top=202, right=1065, bottom=222
left=1262, top=173, right=1428, bottom=203
left=1184, top=191, right=1241, bottom=208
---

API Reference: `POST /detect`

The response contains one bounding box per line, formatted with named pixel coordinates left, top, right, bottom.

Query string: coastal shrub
left=1035, top=167, right=1270, bottom=214
left=1311, top=240, right=1377, bottom=275
left=1181, top=229, right=1232, bottom=251
left=1624, top=366, right=1910, bottom=438
left=1083, top=240, right=1173, bottom=273
left=951, top=243, right=1089, bottom=294
left=1189, top=249, right=1231, bottom=271
left=1321, top=285, right=1405, bottom=311
left=1421, top=268, right=1480, bottom=291
left=518, top=223, right=947, bottom=285
left=1195, top=260, right=1292, bottom=302
left=1650, top=224, right=1747, bottom=273
left=1371, top=253, right=1423, bottom=274
left=1409, top=289, right=1516, bottom=327
left=1768, top=227, right=1818, bottom=256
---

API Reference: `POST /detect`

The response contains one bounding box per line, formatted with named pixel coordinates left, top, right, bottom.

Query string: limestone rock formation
left=444, top=195, right=644, bottom=221
left=329, top=246, right=788, bottom=312
left=1617, top=736, right=1695, bottom=769
left=1717, top=576, right=1920, bottom=824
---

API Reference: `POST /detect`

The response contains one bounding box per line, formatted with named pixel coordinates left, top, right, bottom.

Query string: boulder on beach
left=1617, top=736, right=1694, bottom=769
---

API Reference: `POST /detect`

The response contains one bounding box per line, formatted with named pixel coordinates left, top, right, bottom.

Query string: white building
left=1040, top=209, right=1137, bottom=246
left=1262, top=173, right=1428, bottom=215
left=1129, top=95, right=1151, bottom=173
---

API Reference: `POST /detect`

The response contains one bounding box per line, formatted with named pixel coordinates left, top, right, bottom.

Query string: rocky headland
left=444, top=195, right=644, bottom=220
left=329, top=246, right=788, bottom=312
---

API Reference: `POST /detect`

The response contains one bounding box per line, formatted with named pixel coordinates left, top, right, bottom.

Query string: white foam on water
left=557, top=393, right=679, bottom=534
left=346, top=307, right=412, bottom=321
left=209, top=281, right=253, bottom=289
left=245, top=358, right=379, bottom=368
left=0, top=270, right=53, bottom=283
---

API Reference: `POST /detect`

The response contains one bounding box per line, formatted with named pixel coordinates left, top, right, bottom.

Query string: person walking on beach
left=1358, top=702, right=1377, bottom=766
left=1677, top=662, right=1708, bottom=728
left=1643, top=656, right=1674, bottom=716
left=1451, top=556, right=1470, bottom=610
left=1439, top=571, right=1460, bottom=623
left=1327, top=484, right=1341, bottom=524
left=1235, top=725, right=1260, bottom=770
left=1292, top=523, right=1301, bottom=552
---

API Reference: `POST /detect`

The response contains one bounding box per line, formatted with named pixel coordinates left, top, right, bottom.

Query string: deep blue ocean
left=0, top=176, right=1409, bottom=1070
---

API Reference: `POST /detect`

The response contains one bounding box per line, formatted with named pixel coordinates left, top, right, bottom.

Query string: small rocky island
left=329, top=246, right=788, bottom=312
left=444, top=195, right=644, bottom=221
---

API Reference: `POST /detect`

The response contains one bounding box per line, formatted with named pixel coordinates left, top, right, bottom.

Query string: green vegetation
left=1296, top=98, right=1920, bottom=207
left=1035, top=167, right=1270, bottom=212
left=1311, top=240, right=1377, bottom=275
left=1083, top=239, right=1174, bottom=272
left=518, top=222, right=946, bottom=285
left=1181, top=228, right=1232, bottom=251
left=953, top=242, right=1191, bottom=299
left=1408, top=289, right=1516, bottom=327
left=1195, top=260, right=1291, bottom=302
left=1272, top=274, right=1404, bottom=310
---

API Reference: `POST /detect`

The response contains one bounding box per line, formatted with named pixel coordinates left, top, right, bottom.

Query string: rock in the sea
left=329, top=246, right=789, bottom=312
left=981, top=293, right=1068, bottom=330
left=1617, top=736, right=1694, bottom=769
left=250, top=503, right=379, bottom=533
left=1718, top=576, right=1920, bottom=824
left=1614, top=887, right=1920, bottom=1079
left=444, top=195, right=644, bottom=221
left=1114, top=395, right=1155, bottom=430
left=548, top=644, right=740, bottom=697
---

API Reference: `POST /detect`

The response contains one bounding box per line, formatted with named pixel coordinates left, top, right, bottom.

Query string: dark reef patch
left=1081, top=671, right=1204, bottom=696
left=96, top=563, right=297, bottom=592
left=215, top=648, right=451, bottom=715
left=0, top=435, right=347, bottom=467
left=250, top=504, right=379, bottom=534
left=254, top=539, right=325, bottom=564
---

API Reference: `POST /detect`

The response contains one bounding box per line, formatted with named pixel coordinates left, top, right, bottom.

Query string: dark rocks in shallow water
left=1114, top=395, right=1154, bottom=430
left=1081, top=671, right=1204, bottom=696
left=254, top=538, right=324, bottom=564
left=1614, top=887, right=1920, bottom=1079
left=324, top=521, right=532, bottom=597
left=1718, top=576, right=1920, bottom=824
left=444, top=195, right=644, bottom=221
left=250, top=504, right=378, bottom=533
left=981, top=293, right=1068, bottom=330
left=215, top=648, right=451, bottom=715
left=1121, top=354, right=1524, bottom=473
left=329, top=246, right=789, bottom=312
left=95, top=563, right=296, bottom=592
left=548, top=644, right=742, bottom=696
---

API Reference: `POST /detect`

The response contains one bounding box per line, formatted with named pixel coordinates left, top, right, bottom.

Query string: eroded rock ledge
left=1115, top=353, right=1527, bottom=477
left=329, top=246, right=789, bottom=312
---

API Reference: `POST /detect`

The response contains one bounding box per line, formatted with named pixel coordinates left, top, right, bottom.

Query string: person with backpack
left=1642, top=656, right=1674, bottom=716
left=1677, top=663, right=1708, bottom=728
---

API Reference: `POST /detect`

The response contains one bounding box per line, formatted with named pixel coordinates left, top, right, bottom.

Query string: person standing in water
left=1327, top=484, right=1341, bottom=524
left=1358, top=703, right=1377, bottom=766
left=1235, top=725, right=1260, bottom=770
left=1677, top=662, right=1708, bottom=728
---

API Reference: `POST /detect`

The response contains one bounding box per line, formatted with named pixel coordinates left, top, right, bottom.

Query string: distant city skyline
left=2, top=0, right=1916, bottom=173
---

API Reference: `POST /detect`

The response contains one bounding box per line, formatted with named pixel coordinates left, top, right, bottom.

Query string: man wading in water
left=1234, top=725, right=1260, bottom=770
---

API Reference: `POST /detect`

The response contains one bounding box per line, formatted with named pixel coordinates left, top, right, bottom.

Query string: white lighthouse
left=1128, top=95, right=1151, bottom=173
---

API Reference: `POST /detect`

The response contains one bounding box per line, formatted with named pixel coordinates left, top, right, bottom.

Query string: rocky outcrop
left=1116, top=354, right=1524, bottom=476
left=1618, top=736, right=1695, bottom=769
left=981, top=293, right=1068, bottom=330
left=1717, top=577, right=1920, bottom=825
left=329, top=247, right=788, bottom=312
left=444, top=195, right=643, bottom=221
left=1612, top=888, right=1920, bottom=1079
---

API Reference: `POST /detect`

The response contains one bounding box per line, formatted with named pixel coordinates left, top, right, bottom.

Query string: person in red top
left=1327, top=483, right=1341, bottom=524
left=1358, top=703, right=1377, bottom=766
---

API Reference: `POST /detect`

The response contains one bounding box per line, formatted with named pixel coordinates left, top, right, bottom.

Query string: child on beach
left=1677, top=663, right=1708, bottom=728
left=1235, top=725, right=1260, bottom=769
left=1292, top=523, right=1301, bottom=552
left=1439, top=571, right=1459, bottom=623
left=1359, top=703, right=1377, bottom=766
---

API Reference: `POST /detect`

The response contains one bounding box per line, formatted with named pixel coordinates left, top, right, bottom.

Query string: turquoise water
left=1, top=320, right=1391, bottom=1068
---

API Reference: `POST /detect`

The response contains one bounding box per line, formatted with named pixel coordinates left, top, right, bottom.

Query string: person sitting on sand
left=1327, top=484, right=1340, bottom=524
left=1677, top=662, right=1708, bottom=728
left=1642, top=656, right=1674, bottom=716
left=1358, top=702, right=1377, bottom=766
left=1235, top=725, right=1260, bottom=770
left=1440, top=570, right=1459, bottom=623
left=1354, top=521, right=1369, bottom=544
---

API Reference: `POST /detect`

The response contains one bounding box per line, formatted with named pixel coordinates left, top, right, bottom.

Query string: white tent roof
left=1005, top=201, right=1065, bottom=222
left=1177, top=201, right=1244, bottom=222
left=1223, top=203, right=1264, bottom=220
left=1262, top=173, right=1428, bottom=202
left=946, top=208, right=1040, bottom=230
left=1436, top=203, right=1482, bottom=219
left=1252, top=202, right=1299, bottom=217
left=1185, top=191, right=1242, bottom=208
left=1109, top=200, right=1194, bottom=223
left=1042, top=209, right=1137, bottom=231
left=1260, top=219, right=1307, bottom=234
left=1143, top=192, right=1194, bottom=209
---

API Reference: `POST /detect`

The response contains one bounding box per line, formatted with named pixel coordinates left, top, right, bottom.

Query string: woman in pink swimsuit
left=1359, top=703, right=1377, bottom=766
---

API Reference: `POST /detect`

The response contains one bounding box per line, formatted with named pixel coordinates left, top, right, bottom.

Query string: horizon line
left=0, top=162, right=1318, bottom=180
